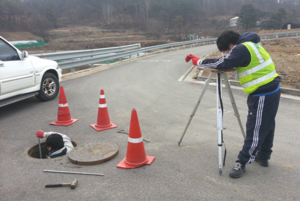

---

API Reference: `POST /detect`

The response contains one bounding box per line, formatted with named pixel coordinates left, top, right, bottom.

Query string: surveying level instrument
left=178, top=68, right=246, bottom=175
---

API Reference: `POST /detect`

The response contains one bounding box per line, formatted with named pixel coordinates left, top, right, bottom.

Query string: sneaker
left=229, top=161, right=246, bottom=178
left=255, top=157, right=269, bottom=167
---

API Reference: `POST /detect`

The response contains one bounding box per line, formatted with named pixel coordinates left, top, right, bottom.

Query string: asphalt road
left=1, top=44, right=300, bottom=201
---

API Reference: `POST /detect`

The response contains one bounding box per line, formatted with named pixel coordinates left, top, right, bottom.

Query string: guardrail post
left=71, top=68, right=75, bottom=72
left=276, top=35, right=278, bottom=38
left=90, top=64, right=94, bottom=68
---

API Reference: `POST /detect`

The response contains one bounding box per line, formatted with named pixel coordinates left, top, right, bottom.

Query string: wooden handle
left=45, top=184, right=63, bottom=188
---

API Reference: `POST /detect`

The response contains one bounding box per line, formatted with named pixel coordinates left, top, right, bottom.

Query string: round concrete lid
left=68, top=142, right=118, bottom=165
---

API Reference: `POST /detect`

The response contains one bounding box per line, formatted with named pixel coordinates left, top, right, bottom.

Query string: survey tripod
left=178, top=69, right=246, bottom=175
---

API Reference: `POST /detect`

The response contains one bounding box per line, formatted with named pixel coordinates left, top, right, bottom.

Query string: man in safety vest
left=185, top=30, right=281, bottom=178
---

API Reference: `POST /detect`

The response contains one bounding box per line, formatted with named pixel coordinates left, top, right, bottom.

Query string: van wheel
left=36, top=73, right=59, bottom=101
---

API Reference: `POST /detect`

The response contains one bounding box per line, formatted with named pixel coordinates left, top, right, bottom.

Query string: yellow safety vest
left=237, top=42, right=278, bottom=94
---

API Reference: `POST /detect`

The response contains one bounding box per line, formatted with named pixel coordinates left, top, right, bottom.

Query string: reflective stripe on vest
left=246, top=42, right=264, bottom=63
left=242, top=70, right=277, bottom=88
left=237, top=42, right=278, bottom=94
left=237, top=58, right=273, bottom=78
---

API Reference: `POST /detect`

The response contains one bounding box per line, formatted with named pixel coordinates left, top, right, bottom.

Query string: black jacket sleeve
left=199, top=44, right=251, bottom=70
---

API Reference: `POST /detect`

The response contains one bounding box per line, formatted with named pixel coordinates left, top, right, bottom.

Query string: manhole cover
left=68, top=142, right=118, bottom=165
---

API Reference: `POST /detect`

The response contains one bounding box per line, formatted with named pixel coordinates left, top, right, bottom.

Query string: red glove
left=185, top=54, right=201, bottom=66
left=36, top=130, right=45, bottom=138
left=185, top=54, right=195, bottom=62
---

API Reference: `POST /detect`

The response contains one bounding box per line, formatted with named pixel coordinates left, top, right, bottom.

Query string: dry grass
left=262, top=38, right=300, bottom=89
left=0, top=32, right=43, bottom=40
left=204, top=37, right=300, bottom=89
left=257, top=28, right=300, bottom=34
left=25, top=26, right=172, bottom=53
left=27, top=40, right=169, bottom=54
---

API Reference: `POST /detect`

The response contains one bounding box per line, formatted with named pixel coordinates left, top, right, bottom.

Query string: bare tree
left=29, top=14, right=52, bottom=42
left=103, top=0, right=113, bottom=25
left=172, top=15, right=184, bottom=40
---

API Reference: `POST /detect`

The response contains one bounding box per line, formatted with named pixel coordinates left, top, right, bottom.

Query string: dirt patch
left=18, top=26, right=172, bottom=53
left=202, top=37, right=300, bottom=89
left=0, top=32, right=42, bottom=40
left=27, top=40, right=170, bottom=54
left=258, top=28, right=300, bottom=34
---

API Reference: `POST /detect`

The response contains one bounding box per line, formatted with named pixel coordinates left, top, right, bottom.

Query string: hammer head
left=70, top=179, right=78, bottom=189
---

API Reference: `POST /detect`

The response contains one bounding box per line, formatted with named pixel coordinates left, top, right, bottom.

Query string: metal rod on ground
left=38, top=138, right=42, bottom=159
left=44, top=170, right=104, bottom=176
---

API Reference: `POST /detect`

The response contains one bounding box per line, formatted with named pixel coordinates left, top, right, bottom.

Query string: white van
left=0, top=36, right=62, bottom=107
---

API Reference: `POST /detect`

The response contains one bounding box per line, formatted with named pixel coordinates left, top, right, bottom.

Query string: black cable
left=218, top=73, right=226, bottom=166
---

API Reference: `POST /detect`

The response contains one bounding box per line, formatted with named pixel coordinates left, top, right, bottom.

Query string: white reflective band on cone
left=128, top=137, right=143, bottom=143
left=100, top=95, right=105, bottom=99
left=58, top=103, right=68, bottom=107
left=99, top=104, right=107, bottom=108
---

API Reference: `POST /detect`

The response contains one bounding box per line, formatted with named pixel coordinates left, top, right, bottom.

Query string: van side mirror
left=22, top=51, right=28, bottom=59
left=0, top=60, right=4, bottom=67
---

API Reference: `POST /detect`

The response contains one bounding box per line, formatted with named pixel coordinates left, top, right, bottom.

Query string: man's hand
left=36, top=130, right=45, bottom=138
left=185, top=54, right=201, bottom=66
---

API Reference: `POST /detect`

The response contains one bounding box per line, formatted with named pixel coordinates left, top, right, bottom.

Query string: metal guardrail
left=58, top=38, right=220, bottom=70
left=33, top=43, right=141, bottom=61
left=259, top=30, right=300, bottom=36
left=34, top=31, right=300, bottom=72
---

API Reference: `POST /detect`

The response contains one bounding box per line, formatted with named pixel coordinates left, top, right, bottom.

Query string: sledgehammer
left=45, top=179, right=78, bottom=189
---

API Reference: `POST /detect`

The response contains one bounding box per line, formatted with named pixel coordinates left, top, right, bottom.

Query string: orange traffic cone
left=50, top=86, right=78, bottom=126
left=91, top=89, right=117, bottom=131
left=117, top=109, right=155, bottom=169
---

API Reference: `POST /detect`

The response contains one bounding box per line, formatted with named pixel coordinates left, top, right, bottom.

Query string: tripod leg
left=178, top=71, right=214, bottom=146
left=222, top=73, right=246, bottom=139
left=216, top=73, right=223, bottom=175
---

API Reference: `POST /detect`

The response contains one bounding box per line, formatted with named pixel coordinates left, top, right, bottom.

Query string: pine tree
left=237, top=4, right=260, bottom=31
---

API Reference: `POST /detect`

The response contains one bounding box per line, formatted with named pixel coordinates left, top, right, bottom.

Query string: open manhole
left=28, top=141, right=77, bottom=159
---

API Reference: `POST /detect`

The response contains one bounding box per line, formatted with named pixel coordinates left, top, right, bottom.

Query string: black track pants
left=238, top=89, right=281, bottom=164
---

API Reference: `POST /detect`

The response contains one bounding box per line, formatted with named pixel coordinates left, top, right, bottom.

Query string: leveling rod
left=44, top=170, right=104, bottom=176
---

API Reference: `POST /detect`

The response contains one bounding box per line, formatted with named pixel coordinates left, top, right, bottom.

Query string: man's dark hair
left=217, top=30, right=240, bottom=52
left=46, top=134, right=64, bottom=150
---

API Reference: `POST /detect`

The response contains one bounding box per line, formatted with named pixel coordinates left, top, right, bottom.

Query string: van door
left=0, top=39, right=35, bottom=95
